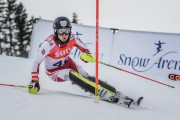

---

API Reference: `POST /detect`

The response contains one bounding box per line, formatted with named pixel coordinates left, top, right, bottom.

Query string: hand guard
left=28, top=80, right=40, bottom=94
left=80, top=52, right=95, bottom=63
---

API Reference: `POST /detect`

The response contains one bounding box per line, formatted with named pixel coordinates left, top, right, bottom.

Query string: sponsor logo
left=118, top=40, right=179, bottom=72
left=55, top=47, right=72, bottom=58
left=153, top=40, right=166, bottom=56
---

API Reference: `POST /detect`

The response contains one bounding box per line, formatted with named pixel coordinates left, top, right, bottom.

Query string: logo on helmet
left=60, top=21, right=67, bottom=27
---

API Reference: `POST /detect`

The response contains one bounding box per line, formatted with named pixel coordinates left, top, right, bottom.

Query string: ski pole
left=98, top=61, right=175, bottom=88
left=80, top=53, right=175, bottom=88
left=0, top=83, right=28, bottom=88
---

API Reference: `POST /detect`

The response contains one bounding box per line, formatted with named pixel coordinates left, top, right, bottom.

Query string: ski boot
left=99, top=89, right=133, bottom=108
left=118, top=96, right=134, bottom=108
left=115, top=91, right=134, bottom=108
left=115, top=91, right=143, bottom=107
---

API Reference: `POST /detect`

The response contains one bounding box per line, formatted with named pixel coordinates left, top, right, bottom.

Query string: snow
left=0, top=55, right=180, bottom=120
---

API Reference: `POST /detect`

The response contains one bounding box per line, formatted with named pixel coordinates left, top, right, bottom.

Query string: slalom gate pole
left=0, top=83, right=28, bottom=88
left=98, top=61, right=175, bottom=88
left=95, top=0, right=99, bottom=100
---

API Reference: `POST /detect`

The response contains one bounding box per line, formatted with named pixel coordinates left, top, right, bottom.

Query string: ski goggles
left=56, top=28, right=71, bottom=35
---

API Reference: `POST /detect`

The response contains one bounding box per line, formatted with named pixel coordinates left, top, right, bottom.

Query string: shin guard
left=87, top=76, right=116, bottom=95
left=69, top=70, right=101, bottom=94
left=69, top=70, right=116, bottom=96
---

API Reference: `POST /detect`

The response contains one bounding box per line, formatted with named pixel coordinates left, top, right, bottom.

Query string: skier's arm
left=28, top=41, right=51, bottom=94
left=74, top=37, right=95, bottom=62
left=74, top=37, right=90, bottom=53
left=31, top=41, right=50, bottom=81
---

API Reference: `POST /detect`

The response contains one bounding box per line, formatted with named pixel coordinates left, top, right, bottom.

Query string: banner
left=111, top=30, right=180, bottom=79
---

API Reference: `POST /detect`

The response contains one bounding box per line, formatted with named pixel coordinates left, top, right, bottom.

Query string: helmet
left=53, top=16, right=72, bottom=44
left=53, top=16, right=72, bottom=29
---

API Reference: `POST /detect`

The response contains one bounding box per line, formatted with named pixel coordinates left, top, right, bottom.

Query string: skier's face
left=58, top=34, right=69, bottom=42
left=57, top=28, right=70, bottom=42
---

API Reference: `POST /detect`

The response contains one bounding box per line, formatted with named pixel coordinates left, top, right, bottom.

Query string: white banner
left=111, top=30, right=180, bottom=79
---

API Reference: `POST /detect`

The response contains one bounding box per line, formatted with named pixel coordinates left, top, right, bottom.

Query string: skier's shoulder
left=44, top=34, right=56, bottom=46
left=39, top=34, right=55, bottom=50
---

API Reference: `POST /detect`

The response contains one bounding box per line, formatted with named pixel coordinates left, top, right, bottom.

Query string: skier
left=28, top=16, right=143, bottom=108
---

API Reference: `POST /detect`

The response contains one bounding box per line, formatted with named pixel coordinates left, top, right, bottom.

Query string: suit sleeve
left=74, top=38, right=90, bottom=53
left=31, top=41, right=51, bottom=80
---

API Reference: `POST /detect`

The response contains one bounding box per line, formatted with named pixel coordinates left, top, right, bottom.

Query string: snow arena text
left=118, top=53, right=180, bottom=72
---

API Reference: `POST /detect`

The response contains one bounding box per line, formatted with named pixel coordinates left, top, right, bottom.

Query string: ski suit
left=31, top=34, right=89, bottom=82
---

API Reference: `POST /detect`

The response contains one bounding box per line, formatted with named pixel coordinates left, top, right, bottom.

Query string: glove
left=28, top=80, right=40, bottom=94
left=80, top=52, right=95, bottom=63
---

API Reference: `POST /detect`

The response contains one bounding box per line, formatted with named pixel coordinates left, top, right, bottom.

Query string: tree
left=0, top=0, right=35, bottom=58
left=2, top=0, right=17, bottom=56
left=14, top=3, right=34, bottom=57
left=72, top=12, right=78, bottom=24
left=0, top=0, right=6, bottom=54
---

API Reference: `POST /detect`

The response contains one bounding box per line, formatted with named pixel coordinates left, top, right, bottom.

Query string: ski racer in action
left=28, top=16, right=143, bottom=108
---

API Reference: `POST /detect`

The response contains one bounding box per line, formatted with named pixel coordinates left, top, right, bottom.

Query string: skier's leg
left=46, top=67, right=135, bottom=107
left=87, top=76, right=134, bottom=106
left=46, top=69, right=112, bottom=101
left=69, top=70, right=115, bottom=101
left=73, top=76, right=133, bottom=107
left=88, top=77, right=134, bottom=107
left=45, top=57, right=89, bottom=82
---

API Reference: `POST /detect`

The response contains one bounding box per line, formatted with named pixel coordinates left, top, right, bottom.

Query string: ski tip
left=140, top=96, right=144, bottom=99
left=137, top=97, right=144, bottom=106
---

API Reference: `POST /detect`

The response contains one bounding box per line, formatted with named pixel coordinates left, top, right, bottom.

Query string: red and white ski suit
left=31, top=34, right=90, bottom=82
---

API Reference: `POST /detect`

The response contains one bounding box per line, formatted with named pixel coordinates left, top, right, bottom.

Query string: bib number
left=53, top=58, right=68, bottom=67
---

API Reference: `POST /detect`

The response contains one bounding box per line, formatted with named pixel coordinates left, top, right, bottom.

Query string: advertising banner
left=111, top=30, right=180, bottom=79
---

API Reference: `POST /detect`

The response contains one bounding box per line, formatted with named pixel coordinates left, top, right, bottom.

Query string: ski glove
left=80, top=52, right=95, bottom=63
left=28, top=80, right=40, bottom=94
